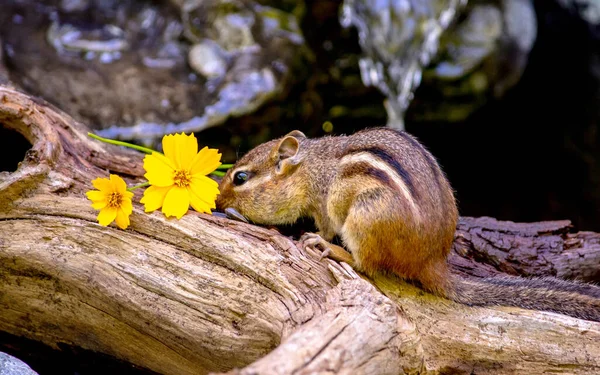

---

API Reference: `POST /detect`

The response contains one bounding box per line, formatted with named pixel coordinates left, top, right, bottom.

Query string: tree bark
left=0, top=85, right=599, bottom=375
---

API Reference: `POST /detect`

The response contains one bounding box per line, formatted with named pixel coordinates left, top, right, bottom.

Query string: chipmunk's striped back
left=327, top=127, right=458, bottom=296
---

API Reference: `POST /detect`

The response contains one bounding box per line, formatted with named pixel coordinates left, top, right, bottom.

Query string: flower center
left=174, top=169, right=192, bottom=187
left=108, top=192, right=123, bottom=208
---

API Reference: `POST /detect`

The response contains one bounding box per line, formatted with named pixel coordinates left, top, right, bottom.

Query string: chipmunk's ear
left=284, top=130, right=306, bottom=139
left=274, top=135, right=302, bottom=175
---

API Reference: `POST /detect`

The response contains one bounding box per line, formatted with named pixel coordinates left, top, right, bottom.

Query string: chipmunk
left=216, top=127, right=600, bottom=322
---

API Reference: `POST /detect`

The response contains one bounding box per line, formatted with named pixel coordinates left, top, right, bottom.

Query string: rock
left=188, top=41, right=228, bottom=78
left=0, top=352, right=38, bottom=375
left=0, top=0, right=305, bottom=145
left=47, top=21, right=129, bottom=54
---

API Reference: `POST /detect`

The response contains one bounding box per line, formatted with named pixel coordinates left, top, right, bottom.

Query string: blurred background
left=0, top=1, right=599, bottom=373
left=0, top=0, right=598, bottom=229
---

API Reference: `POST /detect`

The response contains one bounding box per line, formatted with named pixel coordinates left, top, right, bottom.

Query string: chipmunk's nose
left=223, top=207, right=249, bottom=223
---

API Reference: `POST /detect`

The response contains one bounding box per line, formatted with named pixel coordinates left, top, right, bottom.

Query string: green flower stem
left=127, top=181, right=150, bottom=191
left=216, top=164, right=234, bottom=170
left=210, top=170, right=226, bottom=177
left=88, top=132, right=157, bottom=155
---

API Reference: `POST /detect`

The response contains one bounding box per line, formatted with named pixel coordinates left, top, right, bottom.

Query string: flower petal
left=162, top=186, right=190, bottom=219
left=188, top=176, right=220, bottom=213
left=189, top=195, right=211, bottom=214
left=86, top=190, right=106, bottom=202
left=86, top=190, right=108, bottom=210
left=92, top=177, right=111, bottom=192
left=190, top=175, right=219, bottom=190
left=162, top=134, right=179, bottom=168
left=97, top=207, right=117, bottom=226
left=91, top=201, right=107, bottom=210
left=140, top=185, right=171, bottom=212
left=177, top=133, right=198, bottom=170
left=109, top=174, right=127, bottom=192
left=120, top=197, right=133, bottom=215
left=190, top=147, right=222, bottom=176
left=189, top=189, right=216, bottom=214
left=115, top=208, right=130, bottom=229
left=144, top=153, right=175, bottom=187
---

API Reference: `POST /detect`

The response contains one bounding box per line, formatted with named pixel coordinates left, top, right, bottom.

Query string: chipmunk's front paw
left=300, top=232, right=332, bottom=260
left=300, top=232, right=355, bottom=266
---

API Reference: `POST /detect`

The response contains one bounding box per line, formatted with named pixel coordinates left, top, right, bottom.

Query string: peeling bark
left=452, top=216, right=600, bottom=282
left=0, top=86, right=599, bottom=375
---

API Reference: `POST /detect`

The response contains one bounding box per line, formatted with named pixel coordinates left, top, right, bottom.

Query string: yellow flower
left=140, top=132, right=221, bottom=219
left=86, top=174, right=134, bottom=229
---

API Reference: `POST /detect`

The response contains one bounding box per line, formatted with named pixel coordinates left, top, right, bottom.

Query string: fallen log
left=0, top=85, right=598, bottom=375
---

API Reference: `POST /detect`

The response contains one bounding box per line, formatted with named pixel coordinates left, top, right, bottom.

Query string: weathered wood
left=218, top=276, right=425, bottom=375
left=451, top=216, right=600, bottom=282
left=0, top=85, right=599, bottom=375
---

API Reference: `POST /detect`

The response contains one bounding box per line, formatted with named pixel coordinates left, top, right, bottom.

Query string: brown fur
left=217, top=127, right=600, bottom=322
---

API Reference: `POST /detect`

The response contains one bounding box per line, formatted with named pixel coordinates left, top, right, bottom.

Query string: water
left=340, top=0, right=467, bottom=129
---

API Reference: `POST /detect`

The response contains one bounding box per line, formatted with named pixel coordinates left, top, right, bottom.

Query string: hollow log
left=0, top=85, right=599, bottom=375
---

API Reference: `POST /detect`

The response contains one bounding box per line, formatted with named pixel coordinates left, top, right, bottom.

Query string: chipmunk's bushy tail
left=449, top=274, right=600, bottom=322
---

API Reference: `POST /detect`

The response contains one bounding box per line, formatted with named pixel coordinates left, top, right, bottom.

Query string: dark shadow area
left=0, top=331, right=157, bottom=375
left=0, top=124, right=31, bottom=172
left=407, top=0, right=599, bottom=231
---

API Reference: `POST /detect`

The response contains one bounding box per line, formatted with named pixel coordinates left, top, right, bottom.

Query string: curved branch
left=0, top=86, right=599, bottom=375
left=218, top=276, right=424, bottom=375
left=452, top=216, right=600, bottom=282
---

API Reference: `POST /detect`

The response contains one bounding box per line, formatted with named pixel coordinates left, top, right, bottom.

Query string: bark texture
left=0, top=85, right=599, bottom=375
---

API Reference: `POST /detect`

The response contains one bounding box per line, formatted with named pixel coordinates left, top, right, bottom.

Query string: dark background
left=0, top=0, right=599, bottom=374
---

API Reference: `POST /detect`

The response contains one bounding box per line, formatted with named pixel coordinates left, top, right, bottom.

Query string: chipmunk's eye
left=233, top=171, right=249, bottom=186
